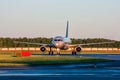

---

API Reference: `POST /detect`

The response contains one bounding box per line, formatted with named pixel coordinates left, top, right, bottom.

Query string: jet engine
left=40, top=46, right=46, bottom=52
left=75, top=47, right=82, bottom=52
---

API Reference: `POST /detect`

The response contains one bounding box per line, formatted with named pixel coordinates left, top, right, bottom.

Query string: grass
left=0, top=54, right=113, bottom=67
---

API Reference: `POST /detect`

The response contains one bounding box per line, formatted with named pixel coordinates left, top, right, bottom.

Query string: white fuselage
left=52, top=36, right=71, bottom=50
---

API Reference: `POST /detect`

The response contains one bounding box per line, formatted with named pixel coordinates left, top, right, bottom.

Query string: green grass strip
left=0, top=55, right=112, bottom=67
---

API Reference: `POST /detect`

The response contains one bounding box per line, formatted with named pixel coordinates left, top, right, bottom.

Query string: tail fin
left=66, top=21, right=69, bottom=38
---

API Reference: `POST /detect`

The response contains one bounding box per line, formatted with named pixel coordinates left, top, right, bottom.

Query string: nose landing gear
left=56, top=48, right=60, bottom=55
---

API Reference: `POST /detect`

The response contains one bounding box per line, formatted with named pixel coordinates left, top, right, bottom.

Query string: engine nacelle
left=40, top=46, right=46, bottom=52
left=75, top=47, right=82, bottom=52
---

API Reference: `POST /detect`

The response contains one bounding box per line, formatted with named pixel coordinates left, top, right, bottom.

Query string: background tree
left=0, top=37, right=119, bottom=48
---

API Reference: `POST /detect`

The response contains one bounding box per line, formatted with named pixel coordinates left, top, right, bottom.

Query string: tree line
left=0, top=37, right=119, bottom=48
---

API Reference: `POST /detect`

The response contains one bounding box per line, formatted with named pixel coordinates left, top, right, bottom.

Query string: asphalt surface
left=0, top=63, right=120, bottom=80
left=0, top=53, right=120, bottom=80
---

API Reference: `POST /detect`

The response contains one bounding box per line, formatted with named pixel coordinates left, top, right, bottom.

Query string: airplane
left=14, top=21, right=114, bottom=55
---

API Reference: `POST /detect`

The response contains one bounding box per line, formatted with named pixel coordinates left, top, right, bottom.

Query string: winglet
left=66, top=21, right=69, bottom=38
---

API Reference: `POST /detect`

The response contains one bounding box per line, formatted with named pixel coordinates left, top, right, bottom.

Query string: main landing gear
left=72, top=51, right=77, bottom=55
left=49, top=51, right=54, bottom=55
left=49, top=47, right=54, bottom=55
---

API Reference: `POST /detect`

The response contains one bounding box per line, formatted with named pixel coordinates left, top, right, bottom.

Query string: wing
left=14, top=41, right=54, bottom=47
left=68, top=42, right=115, bottom=47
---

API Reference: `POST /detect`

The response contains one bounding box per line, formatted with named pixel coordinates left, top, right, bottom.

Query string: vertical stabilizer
left=66, top=21, right=69, bottom=38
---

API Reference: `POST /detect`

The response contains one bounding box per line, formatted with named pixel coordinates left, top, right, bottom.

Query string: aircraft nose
left=55, top=43, right=59, bottom=47
left=55, top=42, right=62, bottom=48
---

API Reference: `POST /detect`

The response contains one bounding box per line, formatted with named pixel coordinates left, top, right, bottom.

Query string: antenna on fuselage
left=66, top=21, right=69, bottom=38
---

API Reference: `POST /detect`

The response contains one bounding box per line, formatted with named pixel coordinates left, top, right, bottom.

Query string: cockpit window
left=55, top=39, right=57, bottom=41
left=54, top=39, right=63, bottom=41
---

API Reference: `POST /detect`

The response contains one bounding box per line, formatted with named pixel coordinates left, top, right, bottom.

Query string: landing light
left=56, top=43, right=59, bottom=46
left=68, top=48, right=72, bottom=51
left=57, top=48, right=60, bottom=51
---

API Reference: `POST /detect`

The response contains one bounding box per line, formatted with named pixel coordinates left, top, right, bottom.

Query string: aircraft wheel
left=72, top=51, right=74, bottom=55
left=49, top=51, right=54, bottom=55
left=74, top=52, right=77, bottom=55
left=72, top=51, right=77, bottom=55
left=49, top=51, right=51, bottom=55
left=51, top=51, right=54, bottom=55
left=57, top=52, right=60, bottom=55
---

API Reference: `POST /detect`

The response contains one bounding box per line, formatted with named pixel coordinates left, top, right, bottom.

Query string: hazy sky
left=0, top=0, right=120, bottom=40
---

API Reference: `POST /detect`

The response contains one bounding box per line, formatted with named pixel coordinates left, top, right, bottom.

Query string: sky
left=0, top=0, right=120, bottom=40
